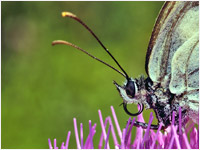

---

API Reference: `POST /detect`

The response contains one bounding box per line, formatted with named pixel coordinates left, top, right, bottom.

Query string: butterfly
left=52, top=1, right=199, bottom=129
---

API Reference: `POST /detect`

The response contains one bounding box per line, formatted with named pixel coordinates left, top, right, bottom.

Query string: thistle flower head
left=48, top=106, right=199, bottom=149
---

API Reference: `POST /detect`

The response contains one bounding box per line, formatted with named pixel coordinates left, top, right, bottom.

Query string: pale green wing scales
left=145, top=2, right=199, bottom=123
left=146, top=2, right=199, bottom=84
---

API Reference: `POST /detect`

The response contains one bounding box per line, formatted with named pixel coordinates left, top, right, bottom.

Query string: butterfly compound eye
left=125, top=80, right=136, bottom=98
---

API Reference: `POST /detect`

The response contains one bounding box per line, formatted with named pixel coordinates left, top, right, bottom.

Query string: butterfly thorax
left=142, top=77, right=172, bottom=127
left=143, top=77, right=189, bottom=128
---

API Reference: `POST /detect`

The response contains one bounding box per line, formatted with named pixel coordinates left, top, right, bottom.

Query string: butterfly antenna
left=53, top=12, right=130, bottom=80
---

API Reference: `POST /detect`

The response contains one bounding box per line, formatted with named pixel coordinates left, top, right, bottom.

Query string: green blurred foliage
left=2, top=1, right=164, bottom=148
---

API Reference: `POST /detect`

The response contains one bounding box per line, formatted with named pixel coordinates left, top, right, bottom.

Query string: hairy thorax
left=144, top=78, right=188, bottom=128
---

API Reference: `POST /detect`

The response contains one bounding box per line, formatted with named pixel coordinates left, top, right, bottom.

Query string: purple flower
left=48, top=106, right=199, bottom=149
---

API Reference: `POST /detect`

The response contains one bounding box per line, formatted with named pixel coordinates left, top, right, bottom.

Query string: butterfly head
left=114, top=78, right=138, bottom=102
left=113, top=78, right=145, bottom=116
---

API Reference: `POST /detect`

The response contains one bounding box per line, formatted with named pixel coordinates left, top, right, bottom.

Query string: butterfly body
left=115, top=1, right=199, bottom=128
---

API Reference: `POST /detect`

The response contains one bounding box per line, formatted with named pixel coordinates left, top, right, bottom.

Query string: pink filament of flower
left=107, top=116, right=119, bottom=146
left=84, top=122, right=96, bottom=148
left=125, top=117, right=136, bottom=147
left=80, top=123, right=83, bottom=148
left=73, top=118, right=81, bottom=149
left=104, top=125, right=111, bottom=149
left=110, top=106, right=122, bottom=139
left=48, top=106, right=199, bottom=149
left=150, top=122, right=163, bottom=148
left=98, top=117, right=108, bottom=148
left=48, top=138, right=53, bottom=149
left=65, top=131, right=71, bottom=149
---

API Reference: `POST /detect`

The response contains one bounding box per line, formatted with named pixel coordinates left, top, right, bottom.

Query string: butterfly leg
left=130, top=120, right=166, bottom=130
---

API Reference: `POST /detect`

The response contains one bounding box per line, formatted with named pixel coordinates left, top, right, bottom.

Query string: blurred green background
left=2, top=1, right=164, bottom=149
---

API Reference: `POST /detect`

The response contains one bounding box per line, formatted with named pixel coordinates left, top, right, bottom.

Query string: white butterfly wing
left=145, top=2, right=199, bottom=122
left=170, top=32, right=199, bottom=123
left=170, top=33, right=199, bottom=94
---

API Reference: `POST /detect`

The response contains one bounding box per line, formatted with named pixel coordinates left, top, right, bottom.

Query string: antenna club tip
left=52, top=40, right=63, bottom=46
left=61, top=12, right=76, bottom=18
left=52, top=40, right=72, bottom=47
left=52, top=41, right=56, bottom=46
